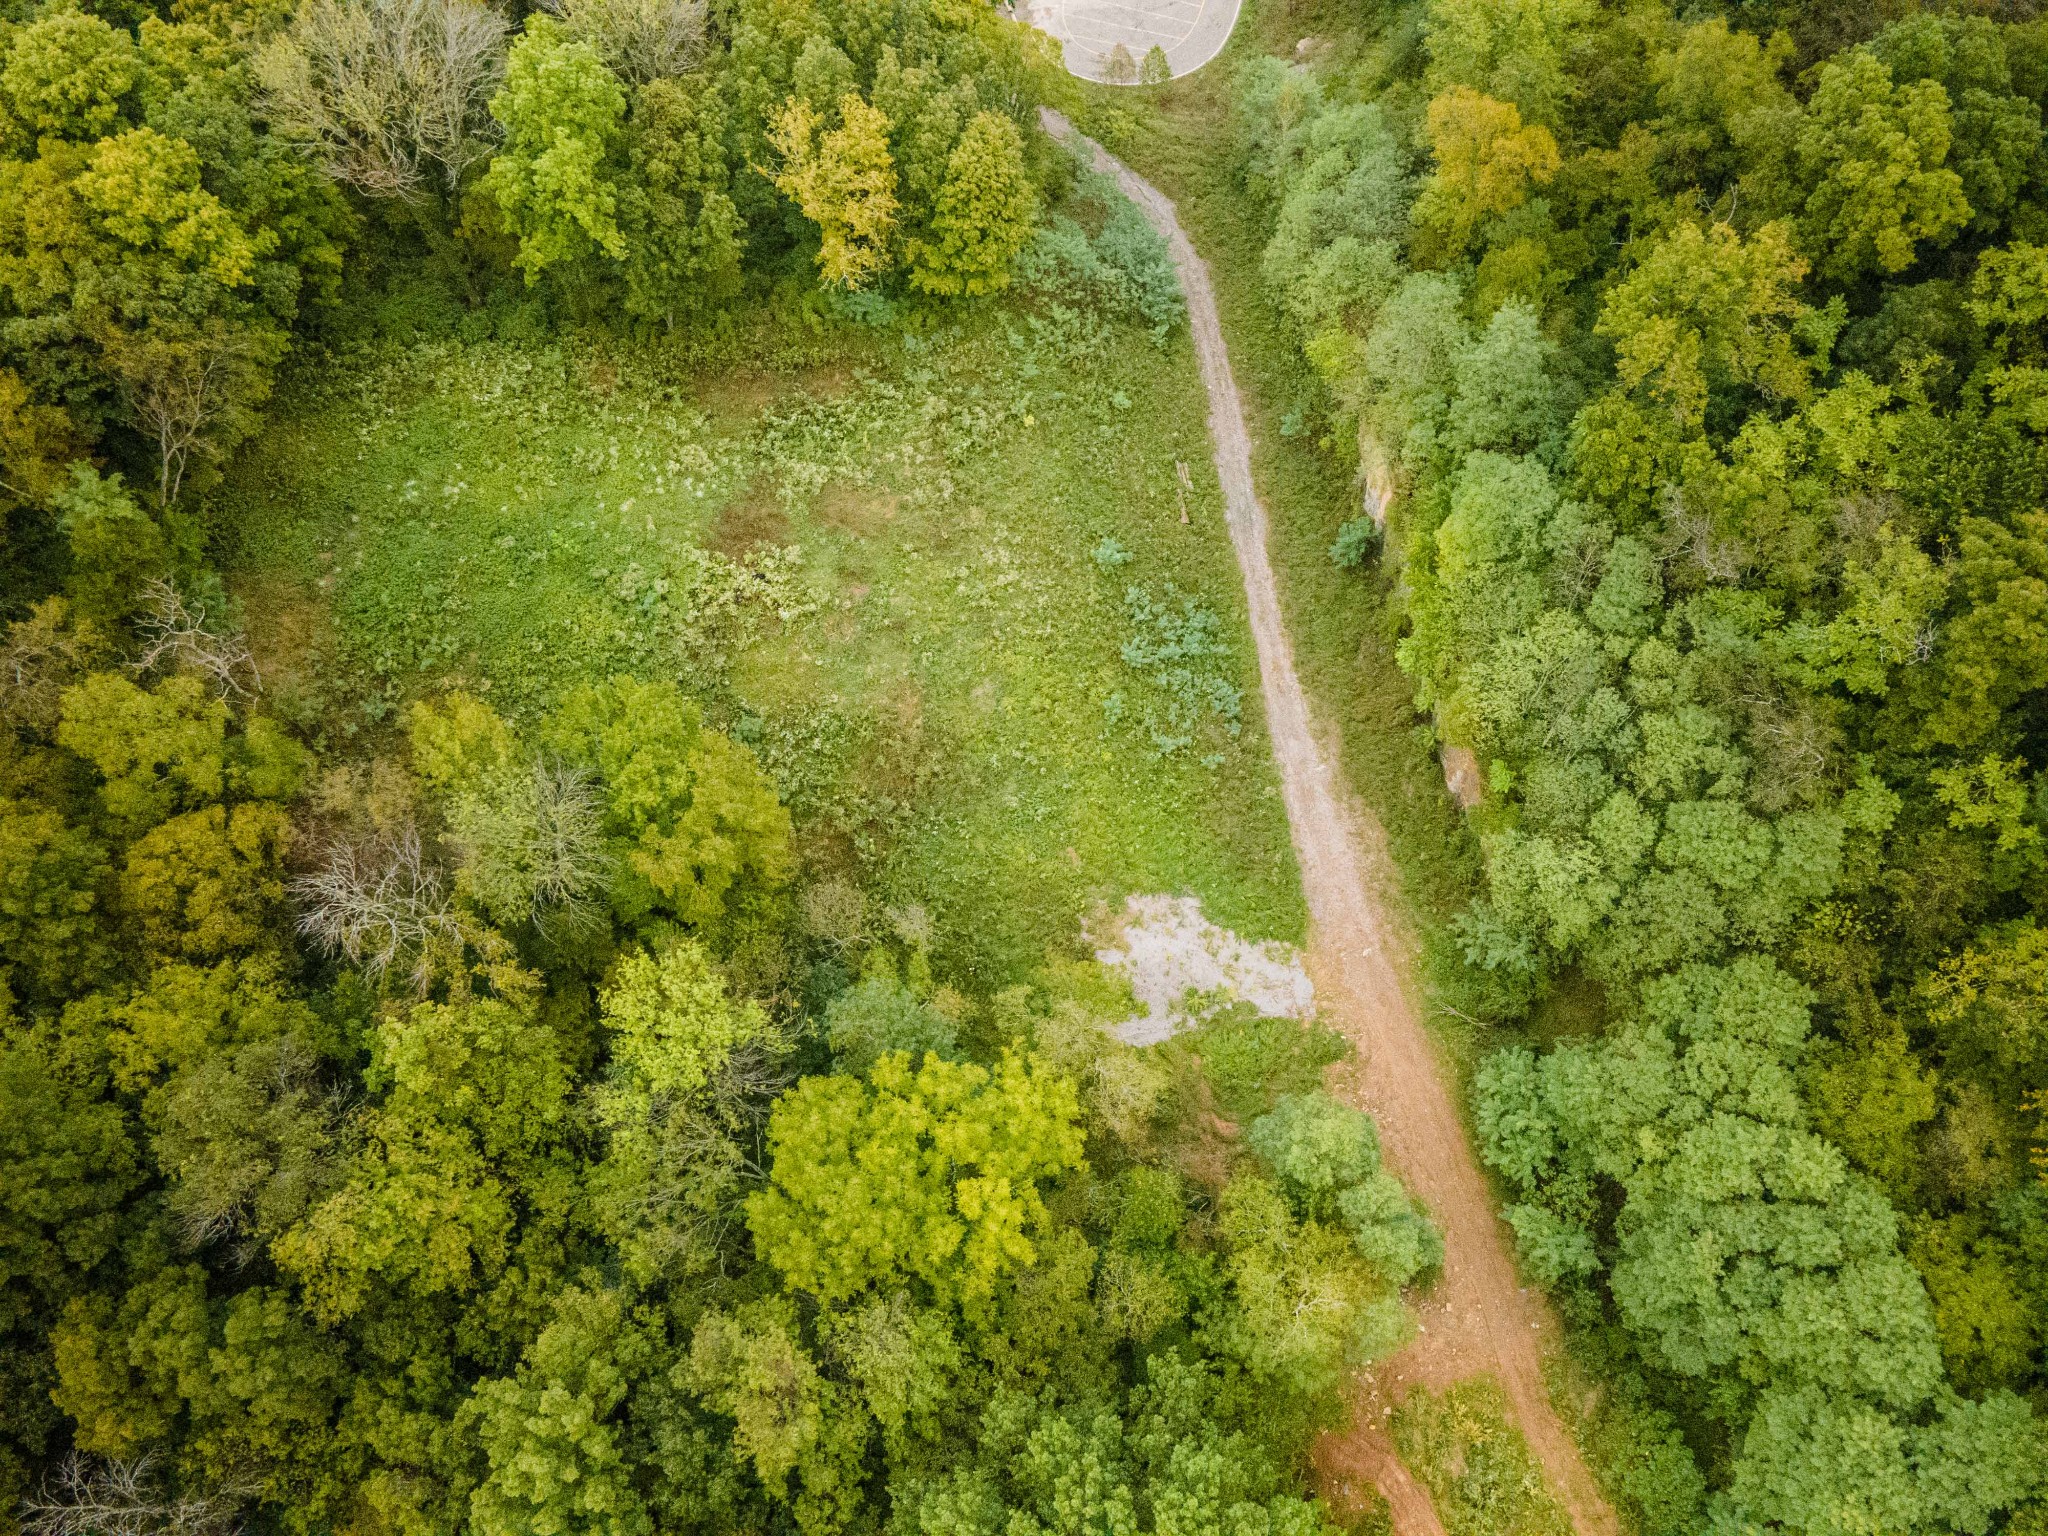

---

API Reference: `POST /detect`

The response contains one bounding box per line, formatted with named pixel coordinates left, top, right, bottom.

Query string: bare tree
left=292, top=821, right=460, bottom=979
left=21, top=1456, right=243, bottom=1536
left=257, top=0, right=510, bottom=202
left=524, top=758, right=608, bottom=916
left=98, top=320, right=279, bottom=508
left=542, top=0, right=705, bottom=84
left=132, top=580, right=261, bottom=699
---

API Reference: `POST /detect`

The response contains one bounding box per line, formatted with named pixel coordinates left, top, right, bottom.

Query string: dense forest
left=1229, top=0, right=2048, bottom=1527
left=9, top=0, right=2048, bottom=1525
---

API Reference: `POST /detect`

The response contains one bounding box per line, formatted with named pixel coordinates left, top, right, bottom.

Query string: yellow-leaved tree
left=769, top=92, right=899, bottom=289
left=910, top=110, right=1036, bottom=297
left=1409, top=86, right=1560, bottom=262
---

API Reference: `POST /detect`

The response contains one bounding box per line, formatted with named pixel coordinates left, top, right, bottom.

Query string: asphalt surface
left=1018, top=0, right=1239, bottom=80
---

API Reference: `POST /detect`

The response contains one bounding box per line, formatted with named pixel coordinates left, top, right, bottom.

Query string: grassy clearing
left=217, top=296, right=1304, bottom=989
left=1066, top=4, right=1484, bottom=1062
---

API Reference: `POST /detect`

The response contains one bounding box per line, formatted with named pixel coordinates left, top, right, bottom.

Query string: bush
left=1014, top=170, right=1184, bottom=340
left=1329, top=517, right=1382, bottom=569
left=1185, top=1006, right=1346, bottom=1121
left=823, top=974, right=959, bottom=1076
left=1247, top=1091, right=1382, bottom=1213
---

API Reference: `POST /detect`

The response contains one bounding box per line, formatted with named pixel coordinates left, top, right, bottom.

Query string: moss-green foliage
left=1393, top=1381, right=1573, bottom=1536
left=1248, top=1090, right=1442, bottom=1285
left=1177, top=1002, right=1347, bottom=1122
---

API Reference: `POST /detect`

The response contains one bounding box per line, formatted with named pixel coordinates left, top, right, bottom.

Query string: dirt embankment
left=1038, top=108, right=1620, bottom=1536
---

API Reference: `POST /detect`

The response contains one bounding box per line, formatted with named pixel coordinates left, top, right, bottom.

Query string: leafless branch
left=0, top=599, right=100, bottom=731
left=525, top=758, right=607, bottom=918
left=98, top=322, right=276, bottom=508
left=21, top=1455, right=244, bottom=1536
left=291, top=820, right=459, bottom=978
left=1660, top=483, right=1751, bottom=586
left=541, top=0, right=705, bottom=83
left=257, top=0, right=509, bottom=200
left=131, top=580, right=261, bottom=699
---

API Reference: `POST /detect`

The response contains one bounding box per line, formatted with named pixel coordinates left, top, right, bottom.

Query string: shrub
left=1329, top=517, right=1382, bottom=568
left=1013, top=170, right=1184, bottom=340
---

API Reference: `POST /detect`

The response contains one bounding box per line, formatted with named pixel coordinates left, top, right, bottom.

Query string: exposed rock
left=1091, top=892, right=1314, bottom=1045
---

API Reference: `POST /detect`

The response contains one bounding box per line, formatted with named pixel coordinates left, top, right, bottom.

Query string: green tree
left=0, top=1036, right=139, bottom=1510
left=1871, top=15, right=2042, bottom=238
left=909, top=109, right=1035, bottom=297
left=1594, top=220, right=1815, bottom=431
left=1648, top=18, right=1800, bottom=207
left=0, top=799, right=108, bottom=1004
left=1204, top=1172, right=1407, bottom=1419
left=1471, top=956, right=2048, bottom=1531
left=148, top=1033, right=341, bottom=1251
left=1446, top=298, right=1561, bottom=455
left=483, top=18, right=631, bottom=282
left=1795, top=50, right=1971, bottom=283
left=470, top=1287, right=658, bottom=1536
left=685, top=1298, right=828, bottom=1497
left=1923, top=919, right=2048, bottom=1082
left=1424, top=0, right=1591, bottom=124
left=601, top=940, right=773, bottom=1102
left=1904, top=514, right=2048, bottom=752
left=543, top=676, right=792, bottom=931
left=747, top=1051, right=1084, bottom=1309
left=51, top=467, right=167, bottom=629
left=0, top=9, right=140, bottom=144
left=57, top=672, right=230, bottom=833
left=623, top=75, right=743, bottom=326
left=95, top=958, right=320, bottom=1093
left=274, top=993, right=573, bottom=1322
left=120, top=801, right=294, bottom=963
left=822, top=973, right=958, bottom=1077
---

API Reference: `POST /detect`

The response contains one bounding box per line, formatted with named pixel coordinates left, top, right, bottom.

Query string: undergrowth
left=1393, top=1381, right=1575, bottom=1536
left=220, top=249, right=1304, bottom=991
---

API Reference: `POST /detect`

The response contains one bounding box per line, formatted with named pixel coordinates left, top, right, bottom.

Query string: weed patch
left=222, top=297, right=1304, bottom=992
left=1393, top=1381, right=1574, bottom=1536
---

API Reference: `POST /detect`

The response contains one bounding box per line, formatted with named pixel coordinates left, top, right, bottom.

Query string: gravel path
left=1038, top=108, right=1621, bottom=1536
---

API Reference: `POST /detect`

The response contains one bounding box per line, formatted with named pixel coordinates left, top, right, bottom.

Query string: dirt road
left=1039, top=109, right=1621, bottom=1536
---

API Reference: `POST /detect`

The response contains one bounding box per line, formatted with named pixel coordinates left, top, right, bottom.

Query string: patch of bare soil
left=706, top=477, right=792, bottom=556
left=816, top=481, right=899, bottom=538
left=1039, top=109, right=1619, bottom=1536
left=1092, top=892, right=1314, bottom=1044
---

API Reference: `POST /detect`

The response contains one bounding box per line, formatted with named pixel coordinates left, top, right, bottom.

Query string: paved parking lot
left=1018, top=0, right=1239, bottom=80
